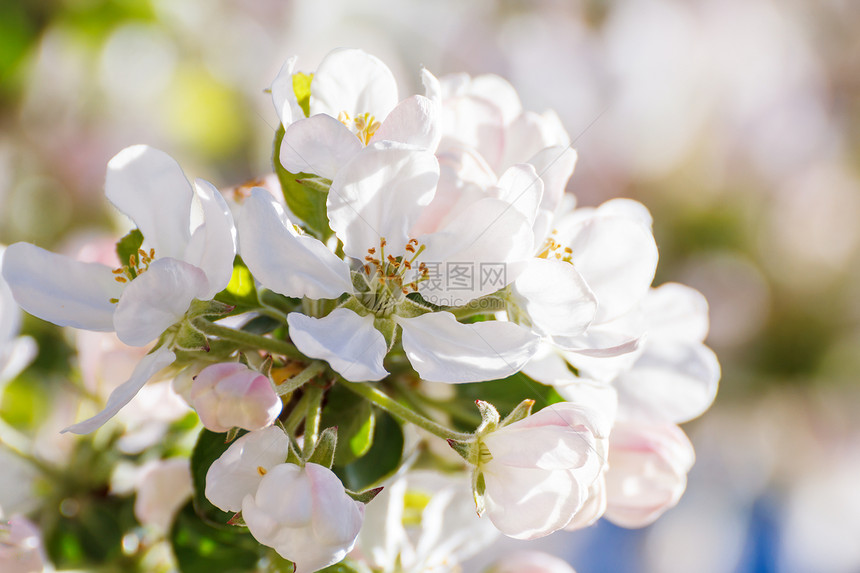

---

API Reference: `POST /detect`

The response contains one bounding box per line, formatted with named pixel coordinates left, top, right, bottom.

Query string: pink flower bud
left=603, top=420, right=695, bottom=528
left=190, top=362, right=281, bottom=433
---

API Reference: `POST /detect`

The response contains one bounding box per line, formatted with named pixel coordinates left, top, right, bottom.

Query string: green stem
left=275, top=362, right=326, bottom=396
left=341, top=381, right=474, bottom=442
left=283, top=393, right=309, bottom=436
left=302, top=385, right=324, bottom=458
left=192, top=318, right=304, bottom=359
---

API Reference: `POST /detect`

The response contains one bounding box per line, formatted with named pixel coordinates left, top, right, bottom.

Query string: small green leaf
left=335, top=410, right=403, bottom=492
left=273, top=125, right=333, bottom=239
left=345, top=486, right=384, bottom=504
left=320, top=385, right=375, bottom=465
left=171, top=503, right=260, bottom=573
left=241, top=315, right=283, bottom=335
left=115, top=228, right=144, bottom=268
left=446, top=438, right=472, bottom=463
left=292, top=72, right=313, bottom=118
left=215, top=257, right=258, bottom=309
left=295, top=175, right=332, bottom=193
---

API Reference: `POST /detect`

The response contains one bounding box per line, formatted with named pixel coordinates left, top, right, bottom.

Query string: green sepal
left=475, top=399, right=500, bottom=434
left=500, top=399, right=535, bottom=427
left=188, top=299, right=236, bottom=319
left=373, top=317, right=398, bottom=351
left=259, top=355, right=274, bottom=378
left=225, top=427, right=241, bottom=443
left=174, top=321, right=210, bottom=352
left=395, top=296, right=432, bottom=318
left=295, top=176, right=332, bottom=193
left=286, top=434, right=304, bottom=466
left=446, top=438, right=472, bottom=463
left=292, top=72, right=313, bottom=118
left=345, top=486, right=384, bottom=504
left=226, top=511, right=246, bottom=527
left=307, top=426, right=338, bottom=468
left=340, top=295, right=369, bottom=316
left=116, top=228, right=144, bottom=268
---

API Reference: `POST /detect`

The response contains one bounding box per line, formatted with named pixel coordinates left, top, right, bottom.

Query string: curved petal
left=239, top=189, right=352, bottom=299
left=287, top=309, right=388, bottom=382
left=373, top=95, right=440, bottom=152
left=280, top=114, right=362, bottom=180
left=492, top=164, right=544, bottom=228
left=270, top=56, right=302, bottom=127
left=437, top=95, right=505, bottom=170
left=328, top=142, right=438, bottom=259
left=501, top=110, right=570, bottom=169
left=184, top=179, right=237, bottom=298
left=309, top=48, right=398, bottom=120
left=1, top=242, right=121, bottom=331
left=105, top=145, right=193, bottom=260
left=397, top=312, right=540, bottom=383
left=62, top=346, right=175, bottom=434
left=0, top=336, right=37, bottom=386
left=615, top=342, right=720, bottom=424
left=465, top=74, right=523, bottom=125
left=513, top=258, right=596, bottom=339
left=527, top=145, right=578, bottom=217
left=113, top=258, right=209, bottom=346
left=562, top=212, right=658, bottom=322
left=643, top=282, right=710, bottom=343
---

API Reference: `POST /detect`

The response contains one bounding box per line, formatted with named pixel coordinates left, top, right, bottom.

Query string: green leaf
left=320, top=385, right=375, bottom=466
left=190, top=429, right=247, bottom=525
left=241, top=315, right=283, bottom=335
left=116, top=228, right=144, bottom=267
left=215, top=257, right=258, bottom=310
left=295, top=175, right=332, bottom=193
left=292, top=72, right=313, bottom=118
left=273, top=125, right=333, bottom=240
left=335, top=409, right=403, bottom=492
left=171, top=503, right=260, bottom=573
left=453, top=372, right=563, bottom=430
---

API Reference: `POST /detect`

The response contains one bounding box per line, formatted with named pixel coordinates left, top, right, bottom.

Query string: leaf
left=273, top=124, right=333, bottom=240
left=292, top=72, right=313, bottom=118
left=453, top=372, right=563, bottom=429
left=320, top=384, right=375, bottom=466
left=335, top=409, right=403, bottom=492
left=115, top=228, right=144, bottom=267
left=171, top=503, right=260, bottom=573
left=241, top=315, right=283, bottom=335
left=215, top=257, right=258, bottom=310
left=190, top=428, right=246, bottom=525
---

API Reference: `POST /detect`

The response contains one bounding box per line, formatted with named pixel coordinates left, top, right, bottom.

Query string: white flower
left=0, top=246, right=36, bottom=389
left=242, top=462, right=364, bottom=573
left=603, top=420, right=695, bottom=528
left=1, top=145, right=237, bottom=434
left=0, top=513, right=46, bottom=573
left=239, top=142, right=540, bottom=383
left=274, top=48, right=439, bottom=179
left=205, top=426, right=289, bottom=513
left=134, top=458, right=193, bottom=532
left=478, top=402, right=610, bottom=540
left=486, top=551, right=577, bottom=573
left=356, top=470, right=498, bottom=573
left=190, top=362, right=282, bottom=433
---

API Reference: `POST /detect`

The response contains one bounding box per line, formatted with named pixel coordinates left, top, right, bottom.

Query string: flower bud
left=479, top=402, right=609, bottom=540
left=190, top=362, right=281, bottom=433
left=486, top=550, right=577, bottom=573
left=603, top=420, right=695, bottom=528
left=242, top=462, right=364, bottom=573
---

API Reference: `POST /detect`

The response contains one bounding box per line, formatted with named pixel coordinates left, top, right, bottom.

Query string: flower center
left=355, top=237, right=430, bottom=316
left=338, top=111, right=381, bottom=145
left=535, top=230, right=573, bottom=263
left=109, top=248, right=155, bottom=303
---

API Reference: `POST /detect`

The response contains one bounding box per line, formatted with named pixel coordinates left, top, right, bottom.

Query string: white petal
left=1, top=242, right=121, bottom=331
left=105, top=145, right=193, bottom=259
left=465, top=74, right=523, bottom=125
left=492, top=164, right=544, bottom=228
left=270, top=56, right=302, bottom=126
left=373, top=95, right=440, bottom=152
left=437, top=95, right=505, bottom=170
left=420, top=197, right=534, bottom=305
left=287, top=309, right=388, bottom=382
left=113, top=258, right=209, bottom=346
left=328, top=142, right=438, bottom=259
left=397, top=312, right=540, bottom=383
left=309, top=48, right=398, bottom=120
left=280, top=114, right=362, bottom=180
left=239, top=189, right=352, bottom=299
left=0, top=336, right=37, bottom=386
left=421, top=68, right=442, bottom=103
left=643, top=282, right=710, bottom=343
left=184, top=179, right=237, bottom=298
left=62, top=346, right=175, bottom=434
left=528, top=146, right=578, bottom=217
left=615, top=342, right=720, bottom=424
left=513, top=258, right=597, bottom=338
left=597, top=198, right=653, bottom=227
left=562, top=212, right=658, bottom=322
left=205, top=426, right=290, bottom=512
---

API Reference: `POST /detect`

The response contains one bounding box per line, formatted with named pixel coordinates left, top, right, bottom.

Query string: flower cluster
left=0, top=48, right=719, bottom=571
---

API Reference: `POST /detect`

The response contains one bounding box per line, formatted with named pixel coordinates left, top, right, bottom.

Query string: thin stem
left=283, top=392, right=310, bottom=435
left=341, top=381, right=474, bottom=442
left=275, top=362, right=326, bottom=396
left=302, top=385, right=324, bottom=458
left=192, top=318, right=304, bottom=359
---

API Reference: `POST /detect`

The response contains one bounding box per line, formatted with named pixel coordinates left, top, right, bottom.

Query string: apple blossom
left=0, top=246, right=36, bottom=389
left=603, top=420, right=695, bottom=528
left=205, top=426, right=289, bottom=513
left=0, top=513, right=46, bottom=573
left=239, top=142, right=540, bottom=383
left=1, top=145, right=236, bottom=434
left=486, top=551, right=577, bottom=573
left=134, top=458, right=193, bottom=532
left=242, top=462, right=364, bottom=573
left=477, top=402, right=610, bottom=540
left=190, top=362, right=282, bottom=433
left=273, top=48, right=440, bottom=180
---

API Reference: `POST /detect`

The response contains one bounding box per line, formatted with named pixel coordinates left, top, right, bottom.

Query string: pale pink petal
left=309, top=48, right=398, bottom=120
left=184, top=178, right=237, bottom=299
left=270, top=56, right=302, bottom=126
left=513, top=258, right=596, bottom=339
left=373, top=95, right=440, bottom=151
left=280, top=114, right=362, bottom=179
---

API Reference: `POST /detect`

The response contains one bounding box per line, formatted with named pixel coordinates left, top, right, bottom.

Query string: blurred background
left=1, top=0, right=859, bottom=571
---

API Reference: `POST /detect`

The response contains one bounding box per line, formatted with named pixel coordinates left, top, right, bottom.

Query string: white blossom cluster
left=0, top=48, right=719, bottom=572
